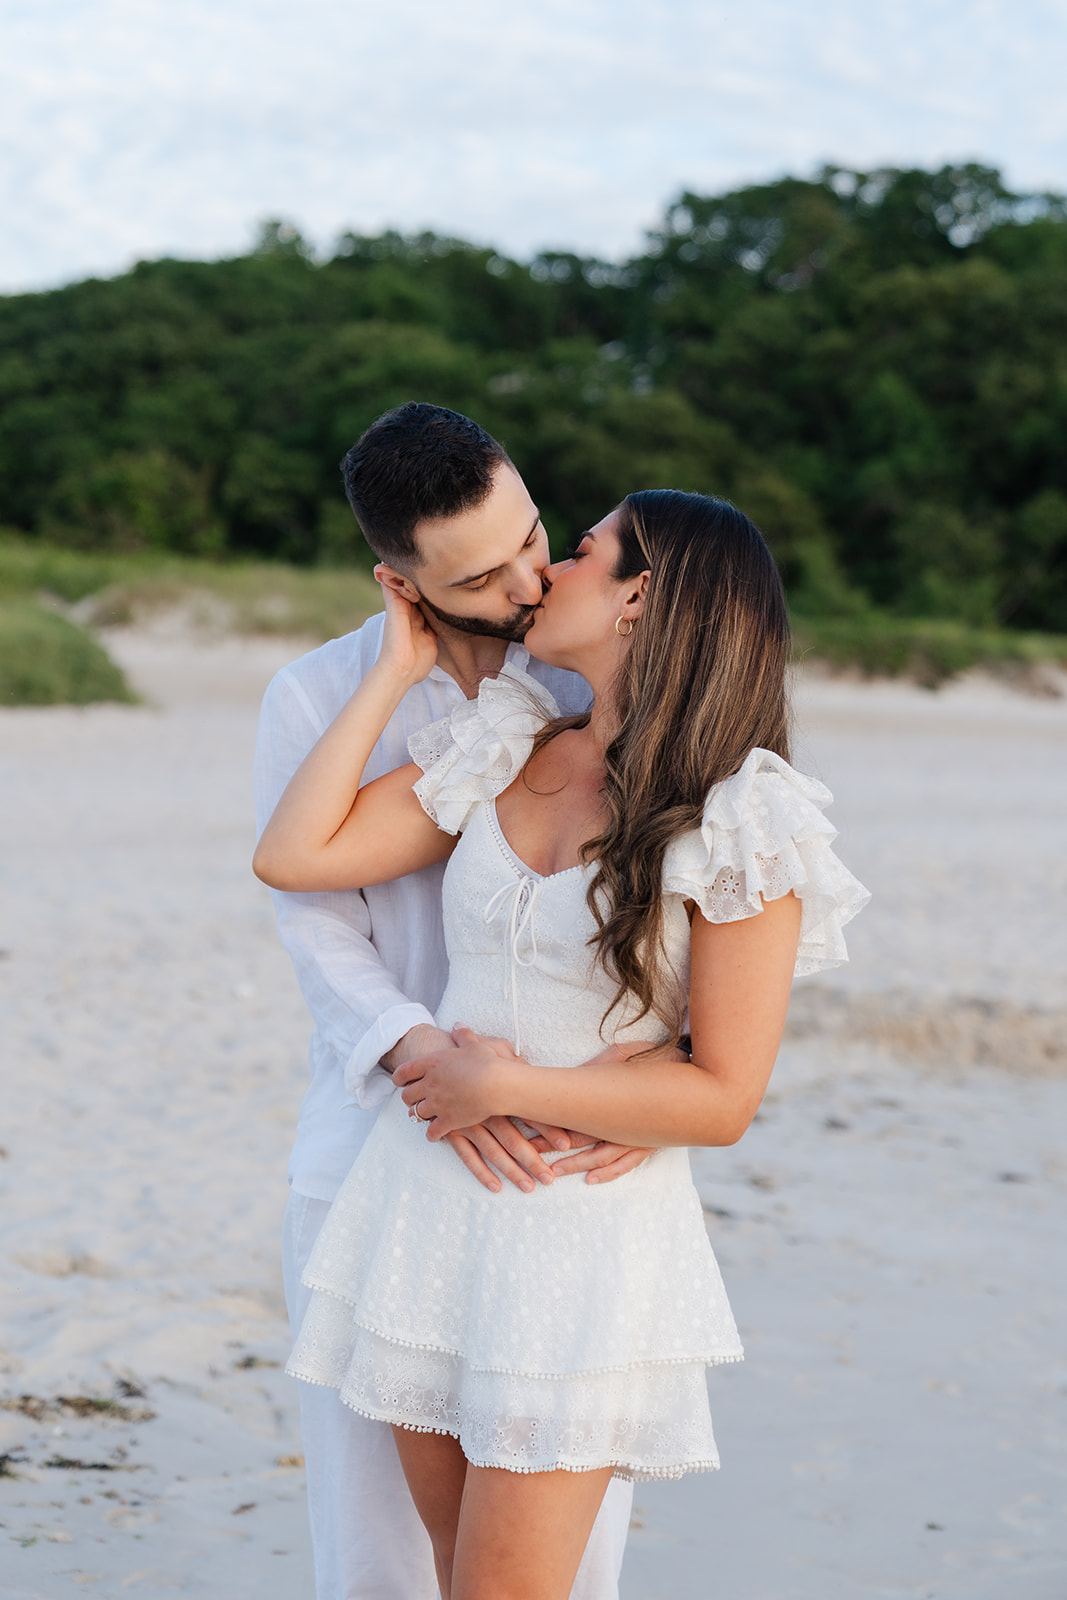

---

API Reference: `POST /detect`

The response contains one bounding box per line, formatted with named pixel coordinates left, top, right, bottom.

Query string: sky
left=2, top=0, right=1066, bottom=293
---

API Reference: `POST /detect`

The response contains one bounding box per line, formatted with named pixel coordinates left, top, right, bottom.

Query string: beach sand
left=1, top=631, right=1064, bottom=1598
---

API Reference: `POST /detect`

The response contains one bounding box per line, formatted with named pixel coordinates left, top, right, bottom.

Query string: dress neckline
left=486, top=800, right=589, bottom=884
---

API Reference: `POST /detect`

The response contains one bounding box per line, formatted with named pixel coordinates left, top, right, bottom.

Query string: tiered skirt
left=287, top=1091, right=742, bottom=1480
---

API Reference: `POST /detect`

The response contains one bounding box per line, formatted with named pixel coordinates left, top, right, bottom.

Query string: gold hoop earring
left=615, top=616, right=634, bottom=637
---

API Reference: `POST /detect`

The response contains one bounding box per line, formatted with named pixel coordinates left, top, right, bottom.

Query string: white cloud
left=0, top=0, right=1065, bottom=290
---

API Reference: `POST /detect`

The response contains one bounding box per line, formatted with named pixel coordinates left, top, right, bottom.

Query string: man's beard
left=416, top=591, right=538, bottom=643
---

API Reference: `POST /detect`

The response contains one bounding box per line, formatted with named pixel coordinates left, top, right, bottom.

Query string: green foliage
left=792, top=610, right=1067, bottom=688
left=0, top=599, right=135, bottom=705
left=890, top=502, right=1000, bottom=625
left=0, top=530, right=134, bottom=600
left=0, top=163, right=1065, bottom=637
left=1004, top=489, right=1067, bottom=629
left=42, top=447, right=223, bottom=554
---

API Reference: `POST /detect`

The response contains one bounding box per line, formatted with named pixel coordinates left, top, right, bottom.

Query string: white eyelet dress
left=286, top=665, right=870, bottom=1481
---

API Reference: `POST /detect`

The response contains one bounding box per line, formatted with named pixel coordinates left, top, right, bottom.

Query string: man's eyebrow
left=445, top=512, right=542, bottom=588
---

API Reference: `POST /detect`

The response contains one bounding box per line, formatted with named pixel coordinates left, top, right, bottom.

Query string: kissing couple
left=254, top=401, right=867, bottom=1600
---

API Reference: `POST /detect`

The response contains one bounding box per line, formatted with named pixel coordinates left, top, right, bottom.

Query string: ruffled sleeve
left=407, top=663, right=560, bottom=834
left=662, top=748, right=870, bottom=976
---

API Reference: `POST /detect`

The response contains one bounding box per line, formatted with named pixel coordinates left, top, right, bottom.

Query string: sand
left=1, top=631, right=1064, bottom=1598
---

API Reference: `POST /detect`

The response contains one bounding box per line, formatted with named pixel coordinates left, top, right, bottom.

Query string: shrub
left=792, top=609, right=1067, bottom=688
left=0, top=601, right=135, bottom=706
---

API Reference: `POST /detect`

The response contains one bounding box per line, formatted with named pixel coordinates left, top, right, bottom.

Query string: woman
left=254, top=490, right=868, bottom=1600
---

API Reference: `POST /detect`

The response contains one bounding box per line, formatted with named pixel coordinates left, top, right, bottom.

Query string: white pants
left=283, top=1190, right=633, bottom=1600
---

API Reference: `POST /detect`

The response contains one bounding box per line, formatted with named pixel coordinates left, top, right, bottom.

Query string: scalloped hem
left=286, top=1373, right=721, bottom=1482
left=292, top=1289, right=744, bottom=1378
left=287, top=1348, right=744, bottom=1384
left=285, top=1325, right=729, bottom=1483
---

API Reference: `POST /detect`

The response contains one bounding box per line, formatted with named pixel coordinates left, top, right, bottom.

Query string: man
left=255, top=403, right=646, bottom=1599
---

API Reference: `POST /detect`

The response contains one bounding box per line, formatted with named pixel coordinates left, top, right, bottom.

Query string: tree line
left=1, top=163, right=1065, bottom=631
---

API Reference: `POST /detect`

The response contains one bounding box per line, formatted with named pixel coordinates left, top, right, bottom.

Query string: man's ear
left=374, top=563, right=421, bottom=604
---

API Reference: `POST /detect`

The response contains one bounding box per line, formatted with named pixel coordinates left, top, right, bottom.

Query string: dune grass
left=792, top=610, right=1067, bottom=689
left=0, top=532, right=382, bottom=642
left=0, top=599, right=136, bottom=707
left=2, top=531, right=1065, bottom=704
left=0, top=533, right=383, bottom=703
left=80, top=560, right=382, bottom=641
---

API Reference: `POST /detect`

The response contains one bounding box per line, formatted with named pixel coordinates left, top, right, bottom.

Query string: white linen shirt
left=254, top=611, right=588, bottom=1203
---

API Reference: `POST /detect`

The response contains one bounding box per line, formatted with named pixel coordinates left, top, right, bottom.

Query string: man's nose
left=511, top=559, right=546, bottom=606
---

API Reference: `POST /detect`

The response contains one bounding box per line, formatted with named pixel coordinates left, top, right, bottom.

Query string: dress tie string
left=483, top=874, right=541, bottom=1057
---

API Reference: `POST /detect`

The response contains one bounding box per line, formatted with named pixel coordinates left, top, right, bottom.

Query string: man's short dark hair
left=341, top=402, right=512, bottom=569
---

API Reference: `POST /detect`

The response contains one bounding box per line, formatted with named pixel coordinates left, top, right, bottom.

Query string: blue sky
left=2, top=0, right=1065, bottom=291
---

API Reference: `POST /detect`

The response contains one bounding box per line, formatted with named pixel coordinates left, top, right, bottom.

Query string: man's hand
left=394, top=1028, right=686, bottom=1185
left=374, top=571, right=440, bottom=684
left=383, top=1023, right=571, bottom=1195
left=538, top=1133, right=655, bottom=1183
left=440, top=1117, right=564, bottom=1195
left=380, top=1021, right=454, bottom=1076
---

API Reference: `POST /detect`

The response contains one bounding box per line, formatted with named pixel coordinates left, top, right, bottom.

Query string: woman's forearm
left=500, top=1056, right=761, bottom=1149
left=253, top=658, right=415, bottom=886
left=396, top=883, right=801, bottom=1147
left=396, top=1032, right=766, bottom=1149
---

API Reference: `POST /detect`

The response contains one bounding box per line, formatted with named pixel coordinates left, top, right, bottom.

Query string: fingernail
left=539, top=1171, right=554, bottom=1185
left=553, top=1138, right=569, bottom=1151
left=587, top=1174, right=598, bottom=1184
left=490, top=1182, right=501, bottom=1193
left=520, top=1180, right=534, bottom=1193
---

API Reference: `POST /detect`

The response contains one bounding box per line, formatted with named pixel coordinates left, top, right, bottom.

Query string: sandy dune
left=1, top=631, right=1064, bottom=1598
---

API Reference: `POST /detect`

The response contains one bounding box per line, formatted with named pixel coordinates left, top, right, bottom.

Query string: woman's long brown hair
left=573, top=490, right=792, bottom=1039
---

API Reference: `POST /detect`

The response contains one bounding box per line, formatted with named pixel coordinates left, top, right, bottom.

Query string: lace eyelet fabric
left=288, top=672, right=868, bottom=1479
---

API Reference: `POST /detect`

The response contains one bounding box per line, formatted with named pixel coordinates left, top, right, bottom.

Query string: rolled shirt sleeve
left=253, top=625, right=591, bottom=1199
left=346, top=1001, right=439, bottom=1107
left=255, top=659, right=439, bottom=1110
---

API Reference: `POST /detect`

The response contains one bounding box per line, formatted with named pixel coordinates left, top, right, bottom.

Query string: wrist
left=382, top=1022, right=453, bottom=1073
left=498, top=1058, right=543, bottom=1122
left=367, top=656, right=426, bottom=699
